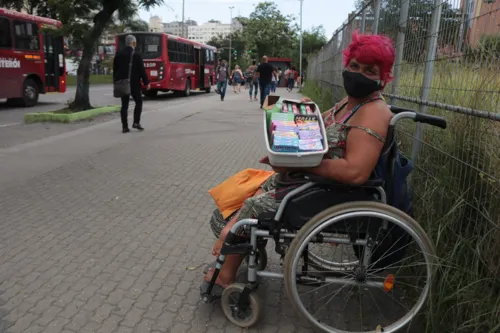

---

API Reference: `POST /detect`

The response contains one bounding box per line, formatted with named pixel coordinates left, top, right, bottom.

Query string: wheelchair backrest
left=374, top=127, right=414, bottom=216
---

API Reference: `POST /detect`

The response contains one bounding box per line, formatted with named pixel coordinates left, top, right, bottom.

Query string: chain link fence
left=307, top=0, right=500, bottom=331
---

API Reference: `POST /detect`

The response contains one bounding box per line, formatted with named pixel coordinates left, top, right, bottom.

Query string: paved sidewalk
left=0, top=88, right=320, bottom=333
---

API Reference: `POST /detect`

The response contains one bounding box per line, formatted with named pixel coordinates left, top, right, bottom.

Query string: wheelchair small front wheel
left=221, top=283, right=261, bottom=328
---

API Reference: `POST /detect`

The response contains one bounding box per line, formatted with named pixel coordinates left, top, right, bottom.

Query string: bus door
left=197, top=47, right=205, bottom=89
left=42, top=32, right=64, bottom=92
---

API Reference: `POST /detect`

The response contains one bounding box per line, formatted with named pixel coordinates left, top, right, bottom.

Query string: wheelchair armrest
left=300, top=173, right=384, bottom=188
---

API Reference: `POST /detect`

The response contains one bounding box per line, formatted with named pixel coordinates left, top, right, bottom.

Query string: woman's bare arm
left=305, top=102, right=391, bottom=184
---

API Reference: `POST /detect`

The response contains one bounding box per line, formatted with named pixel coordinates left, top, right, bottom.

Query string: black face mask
left=342, top=70, right=382, bottom=99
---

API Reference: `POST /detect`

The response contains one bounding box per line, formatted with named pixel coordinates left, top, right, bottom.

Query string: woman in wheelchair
left=202, top=31, right=397, bottom=293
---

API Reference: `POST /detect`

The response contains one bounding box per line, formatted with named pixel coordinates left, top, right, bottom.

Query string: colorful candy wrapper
left=299, top=139, right=323, bottom=152
left=299, top=130, right=322, bottom=140
left=300, top=104, right=307, bottom=115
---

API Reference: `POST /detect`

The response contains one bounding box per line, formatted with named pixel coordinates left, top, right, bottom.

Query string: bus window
left=209, top=50, right=214, bottom=64
left=168, top=39, right=178, bottom=62
left=204, top=49, right=209, bottom=64
left=187, top=44, right=194, bottom=63
left=177, top=42, right=186, bottom=63
left=13, top=20, right=39, bottom=51
left=0, top=17, right=12, bottom=48
left=117, top=34, right=161, bottom=59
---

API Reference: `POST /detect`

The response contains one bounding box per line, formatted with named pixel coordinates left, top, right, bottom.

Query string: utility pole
left=299, top=0, right=303, bottom=91
left=181, top=0, right=185, bottom=38
left=229, top=6, right=234, bottom=71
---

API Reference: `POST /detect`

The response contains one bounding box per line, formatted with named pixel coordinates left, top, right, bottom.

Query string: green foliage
left=464, top=35, right=500, bottom=63
left=207, top=30, right=250, bottom=69
left=207, top=3, right=327, bottom=71
left=244, top=2, right=297, bottom=59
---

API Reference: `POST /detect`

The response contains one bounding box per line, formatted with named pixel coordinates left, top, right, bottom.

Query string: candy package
left=298, top=130, right=322, bottom=140
left=299, top=139, right=324, bottom=152
left=272, top=137, right=299, bottom=152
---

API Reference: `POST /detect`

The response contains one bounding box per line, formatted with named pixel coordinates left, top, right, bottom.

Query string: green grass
left=24, top=105, right=119, bottom=124
left=302, top=65, right=500, bottom=332
left=66, top=74, right=113, bottom=86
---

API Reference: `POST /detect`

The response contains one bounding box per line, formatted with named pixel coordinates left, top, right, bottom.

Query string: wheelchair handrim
left=286, top=208, right=434, bottom=333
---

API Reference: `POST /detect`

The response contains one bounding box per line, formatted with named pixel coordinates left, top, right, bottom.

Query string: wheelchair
left=201, top=106, right=447, bottom=333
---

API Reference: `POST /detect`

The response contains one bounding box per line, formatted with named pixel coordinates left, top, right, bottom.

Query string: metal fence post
left=389, top=0, right=410, bottom=105
left=411, top=0, right=443, bottom=162
left=340, top=27, right=346, bottom=72
left=360, top=1, right=367, bottom=33
left=372, top=0, right=381, bottom=34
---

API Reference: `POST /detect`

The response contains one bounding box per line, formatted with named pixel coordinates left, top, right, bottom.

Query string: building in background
left=149, top=15, right=163, bottom=32
left=188, top=19, right=242, bottom=44
left=163, top=19, right=197, bottom=37
left=460, top=0, right=500, bottom=48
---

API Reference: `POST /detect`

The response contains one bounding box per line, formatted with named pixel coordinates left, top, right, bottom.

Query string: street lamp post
left=182, top=0, right=185, bottom=38
left=229, top=6, right=234, bottom=71
left=299, top=0, right=304, bottom=91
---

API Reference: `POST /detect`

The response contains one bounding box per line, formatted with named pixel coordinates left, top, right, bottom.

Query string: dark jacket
left=113, top=46, right=150, bottom=89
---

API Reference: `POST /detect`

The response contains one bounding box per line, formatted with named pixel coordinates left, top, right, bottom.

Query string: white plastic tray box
left=263, top=99, right=328, bottom=167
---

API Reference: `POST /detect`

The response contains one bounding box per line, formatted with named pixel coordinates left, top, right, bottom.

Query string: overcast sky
left=139, top=0, right=357, bottom=39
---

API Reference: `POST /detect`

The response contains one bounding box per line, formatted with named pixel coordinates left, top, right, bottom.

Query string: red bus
left=0, top=8, right=66, bottom=106
left=116, top=32, right=217, bottom=98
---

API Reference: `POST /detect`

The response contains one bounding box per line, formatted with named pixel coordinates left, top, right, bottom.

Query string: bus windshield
left=118, top=34, right=162, bottom=59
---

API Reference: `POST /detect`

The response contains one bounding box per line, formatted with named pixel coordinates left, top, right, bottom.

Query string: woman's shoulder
left=354, top=99, right=393, bottom=126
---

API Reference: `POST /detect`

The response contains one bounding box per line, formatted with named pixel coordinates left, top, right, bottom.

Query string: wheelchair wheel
left=283, top=201, right=436, bottom=333
left=307, top=239, right=359, bottom=272
left=221, top=283, right=261, bottom=328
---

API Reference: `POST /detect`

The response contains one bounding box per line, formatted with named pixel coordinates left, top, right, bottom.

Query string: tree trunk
left=69, top=3, right=119, bottom=111
left=71, top=50, right=93, bottom=111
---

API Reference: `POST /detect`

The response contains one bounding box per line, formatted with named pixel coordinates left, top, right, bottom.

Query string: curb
left=24, top=105, right=120, bottom=124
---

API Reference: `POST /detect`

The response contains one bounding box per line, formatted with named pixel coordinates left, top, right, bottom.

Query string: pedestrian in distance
left=245, top=60, right=259, bottom=102
left=255, top=55, right=274, bottom=109
left=113, top=34, right=150, bottom=133
left=215, top=59, right=229, bottom=101
left=231, top=65, right=244, bottom=94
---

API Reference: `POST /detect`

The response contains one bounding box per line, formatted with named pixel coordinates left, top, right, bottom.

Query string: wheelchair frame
left=201, top=107, right=447, bottom=333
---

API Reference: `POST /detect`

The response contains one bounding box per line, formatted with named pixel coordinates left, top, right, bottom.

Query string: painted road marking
left=0, top=123, right=21, bottom=128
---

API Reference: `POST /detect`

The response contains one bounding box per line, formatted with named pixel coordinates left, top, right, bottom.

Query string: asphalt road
left=0, top=85, right=167, bottom=126
left=0, top=85, right=213, bottom=149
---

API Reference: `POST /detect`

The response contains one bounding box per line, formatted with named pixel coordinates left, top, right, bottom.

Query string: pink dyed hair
left=342, top=31, right=396, bottom=84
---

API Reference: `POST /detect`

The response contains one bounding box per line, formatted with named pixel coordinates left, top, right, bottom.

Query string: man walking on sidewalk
left=113, top=35, right=150, bottom=133
left=246, top=60, right=258, bottom=101
left=255, top=56, right=273, bottom=109
left=215, top=59, right=229, bottom=101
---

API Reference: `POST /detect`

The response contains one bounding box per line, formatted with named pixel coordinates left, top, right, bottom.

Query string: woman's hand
left=301, top=97, right=312, bottom=103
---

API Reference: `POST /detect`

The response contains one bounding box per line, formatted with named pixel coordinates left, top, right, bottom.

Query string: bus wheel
left=183, top=79, right=191, bottom=97
left=22, top=79, right=39, bottom=107
left=143, top=90, right=158, bottom=98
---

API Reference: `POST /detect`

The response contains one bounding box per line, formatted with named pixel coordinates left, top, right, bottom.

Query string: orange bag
left=208, top=168, right=275, bottom=219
